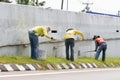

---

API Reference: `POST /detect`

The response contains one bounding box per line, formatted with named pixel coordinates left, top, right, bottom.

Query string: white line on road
left=0, top=68, right=120, bottom=78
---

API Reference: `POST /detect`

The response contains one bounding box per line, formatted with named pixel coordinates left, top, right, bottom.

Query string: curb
left=0, top=63, right=98, bottom=72
left=0, top=64, right=42, bottom=72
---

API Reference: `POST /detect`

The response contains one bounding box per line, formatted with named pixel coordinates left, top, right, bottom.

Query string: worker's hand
left=51, top=37, right=53, bottom=39
left=51, top=37, right=56, bottom=40
left=94, top=50, right=97, bottom=52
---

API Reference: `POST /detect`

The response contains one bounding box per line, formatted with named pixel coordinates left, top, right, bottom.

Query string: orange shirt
left=95, top=38, right=106, bottom=45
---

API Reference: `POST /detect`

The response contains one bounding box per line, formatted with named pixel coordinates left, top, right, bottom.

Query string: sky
left=38, top=0, right=120, bottom=15
left=11, top=0, right=120, bottom=15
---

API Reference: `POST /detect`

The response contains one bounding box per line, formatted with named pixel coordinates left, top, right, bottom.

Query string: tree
left=39, top=1, right=45, bottom=6
left=17, top=0, right=29, bottom=5
left=17, top=0, right=46, bottom=6
left=0, top=0, right=12, bottom=3
left=31, top=0, right=46, bottom=6
left=61, top=0, right=64, bottom=10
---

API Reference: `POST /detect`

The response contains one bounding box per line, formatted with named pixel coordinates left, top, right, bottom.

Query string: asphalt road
left=0, top=68, right=120, bottom=80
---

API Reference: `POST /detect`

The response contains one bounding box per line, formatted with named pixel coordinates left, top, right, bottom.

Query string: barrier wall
left=0, top=3, right=120, bottom=58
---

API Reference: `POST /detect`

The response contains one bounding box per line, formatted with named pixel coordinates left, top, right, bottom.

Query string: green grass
left=0, top=56, right=120, bottom=68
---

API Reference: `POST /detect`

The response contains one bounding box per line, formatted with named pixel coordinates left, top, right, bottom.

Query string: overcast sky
left=39, top=0, right=120, bottom=15
left=11, top=0, right=120, bottom=15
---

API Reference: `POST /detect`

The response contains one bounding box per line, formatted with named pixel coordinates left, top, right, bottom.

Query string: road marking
left=0, top=68, right=120, bottom=78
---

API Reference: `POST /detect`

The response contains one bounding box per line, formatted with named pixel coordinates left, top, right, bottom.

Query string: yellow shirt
left=32, top=26, right=52, bottom=39
left=64, top=29, right=85, bottom=40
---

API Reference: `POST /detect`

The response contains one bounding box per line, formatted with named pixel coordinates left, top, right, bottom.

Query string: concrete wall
left=0, top=3, right=120, bottom=58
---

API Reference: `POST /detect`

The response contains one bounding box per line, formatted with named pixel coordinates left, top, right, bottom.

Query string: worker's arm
left=95, top=41, right=99, bottom=51
left=43, top=29, right=53, bottom=39
left=74, top=30, right=85, bottom=40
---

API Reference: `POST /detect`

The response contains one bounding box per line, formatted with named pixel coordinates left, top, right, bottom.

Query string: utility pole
left=61, top=0, right=64, bottom=10
left=118, top=10, right=120, bottom=16
left=82, top=2, right=93, bottom=12
left=66, top=0, right=68, bottom=10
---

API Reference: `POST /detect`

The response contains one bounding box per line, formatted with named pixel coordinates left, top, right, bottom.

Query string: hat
left=93, top=35, right=100, bottom=40
left=66, top=28, right=74, bottom=32
left=93, top=35, right=97, bottom=40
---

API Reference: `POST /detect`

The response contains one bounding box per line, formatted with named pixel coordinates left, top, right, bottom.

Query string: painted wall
left=0, top=3, right=120, bottom=58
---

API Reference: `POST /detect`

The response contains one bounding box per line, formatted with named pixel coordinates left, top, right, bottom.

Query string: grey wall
left=0, top=3, right=120, bottom=58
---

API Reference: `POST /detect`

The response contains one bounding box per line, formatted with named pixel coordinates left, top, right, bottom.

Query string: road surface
left=0, top=68, right=120, bottom=80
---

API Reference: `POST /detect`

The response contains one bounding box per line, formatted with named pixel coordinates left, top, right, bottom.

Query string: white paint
left=4, top=64, right=14, bottom=71
left=15, top=64, right=26, bottom=71
left=0, top=68, right=120, bottom=78
left=86, top=63, right=93, bottom=68
left=25, top=64, right=36, bottom=71
left=81, top=63, right=88, bottom=68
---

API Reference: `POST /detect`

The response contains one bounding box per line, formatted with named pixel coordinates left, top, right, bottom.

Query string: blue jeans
left=65, top=38, right=75, bottom=61
left=95, top=43, right=107, bottom=61
left=28, top=31, right=39, bottom=60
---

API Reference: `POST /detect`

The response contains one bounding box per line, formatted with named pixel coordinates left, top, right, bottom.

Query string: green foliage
left=17, top=0, right=29, bottom=5
left=0, top=56, right=120, bottom=68
left=17, top=0, right=46, bottom=6
left=39, top=1, right=45, bottom=6
left=0, top=0, right=12, bottom=3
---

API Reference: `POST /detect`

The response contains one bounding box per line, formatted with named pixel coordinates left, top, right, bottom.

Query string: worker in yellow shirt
left=64, top=28, right=85, bottom=61
left=28, top=26, right=54, bottom=60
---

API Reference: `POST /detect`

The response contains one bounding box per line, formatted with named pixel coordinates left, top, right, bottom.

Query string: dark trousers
left=95, top=43, right=107, bottom=61
left=28, top=31, right=39, bottom=60
left=65, top=38, right=75, bottom=61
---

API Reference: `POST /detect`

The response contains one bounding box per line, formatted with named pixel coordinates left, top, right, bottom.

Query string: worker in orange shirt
left=64, top=28, right=85, bottom=61
left=28, top=26, right=54, bottom=60
left=93, top=35, right=107, bottom=62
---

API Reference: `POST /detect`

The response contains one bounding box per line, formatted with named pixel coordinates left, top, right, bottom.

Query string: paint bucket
left=38, top=49, right=46, bottom=60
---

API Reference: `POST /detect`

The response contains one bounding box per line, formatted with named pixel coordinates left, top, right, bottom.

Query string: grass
left=0, top=56, right=120, bottom=68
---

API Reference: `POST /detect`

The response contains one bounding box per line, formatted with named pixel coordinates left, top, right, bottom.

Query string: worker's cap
left=66, top=28, right=74, bottom=32
left=93, top=35, right=100, bottom=40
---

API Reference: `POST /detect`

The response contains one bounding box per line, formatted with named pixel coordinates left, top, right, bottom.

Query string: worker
left=28, top=26, right=54, bottom=60
left=64, top=28, right=85, bottom=61
left=93, top=35, right=107, bottom=62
